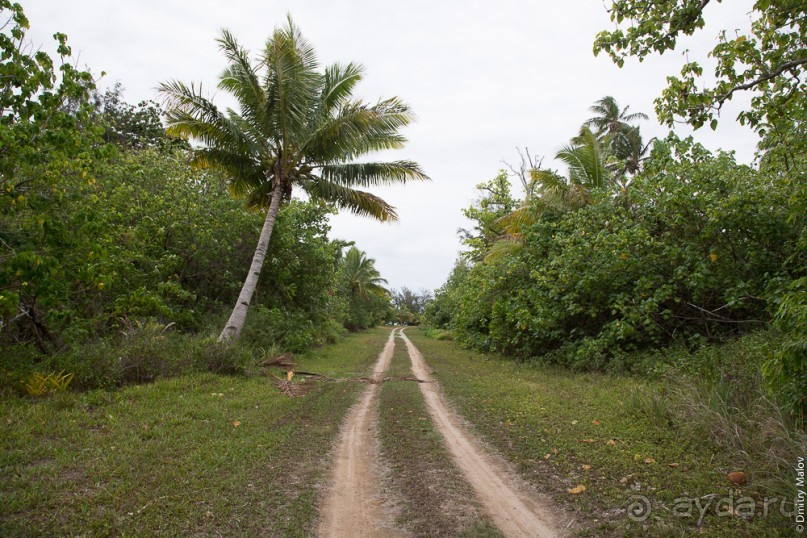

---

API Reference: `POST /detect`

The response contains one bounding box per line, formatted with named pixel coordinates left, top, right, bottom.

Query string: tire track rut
left=399, top=329, right=560, bottom=537
left=319, top=328, right=561, bottom=537
left=318, top=329, right=406, bottom=537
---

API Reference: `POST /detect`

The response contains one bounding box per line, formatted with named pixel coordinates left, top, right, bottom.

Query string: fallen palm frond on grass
left=267, top=368, right=430, bottom=397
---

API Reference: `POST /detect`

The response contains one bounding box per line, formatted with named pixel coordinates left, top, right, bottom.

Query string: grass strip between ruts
left=376, top=332, right=502, bottom=537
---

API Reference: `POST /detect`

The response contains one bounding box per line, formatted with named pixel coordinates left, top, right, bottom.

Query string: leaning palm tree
left=159, top=19, right=427, bottom=341
left=341, top=246, right=388, bottom=300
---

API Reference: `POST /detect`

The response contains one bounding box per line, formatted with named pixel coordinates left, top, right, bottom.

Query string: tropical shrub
left=436, top=135, right=799, bottom=373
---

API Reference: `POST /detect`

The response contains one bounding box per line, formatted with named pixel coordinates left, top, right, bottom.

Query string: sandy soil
left=399, top=330, right=562, bottom=538
left=317, top=329, right=407, bottom=538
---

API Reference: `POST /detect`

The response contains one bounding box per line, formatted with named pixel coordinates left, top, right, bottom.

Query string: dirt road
left=399, top=330, right=560, bottom=538
left=319, top=329, right=560, bottom=537
left=317, top=329, right=406, bottom=537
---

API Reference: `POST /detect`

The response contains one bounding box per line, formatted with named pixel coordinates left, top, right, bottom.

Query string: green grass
left=406, top=329, right=795, bottom=537
left=0, top=328, right=389, bottom=537
left=376, top=334, right=501, bottom=537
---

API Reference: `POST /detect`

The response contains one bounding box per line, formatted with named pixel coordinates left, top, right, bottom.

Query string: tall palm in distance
left=489, top=127, right=610, bottom=260
left=489, top=96, right=649, bottom=261
left=613, top=125, right=654, bottom=176
left=159, top=19, right=428, bottom=341
left=584, top=95, right=651, bottom=180
left=342, top=246, right=388, bottom=300
left=584, top=95, right=648, bottom=138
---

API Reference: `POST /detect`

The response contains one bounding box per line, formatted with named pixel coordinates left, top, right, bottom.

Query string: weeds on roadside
left=21, top=371, right=74, bottom=396
left=645, top=331, right=805, bottom=509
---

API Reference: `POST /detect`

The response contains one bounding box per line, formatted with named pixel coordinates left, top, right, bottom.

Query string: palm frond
left=301, top=179, right=398, bottom=221
left=484, top=237, right=524, bottom=262
left=619, top=104, right=649, bottom=123
left=318, top=160, right=428, bottom=187
left=305, top=97, right=415, bottom=161
left=241, top=179, right=280, bottom=211
left=191, top=148, right=265, bottom=195
left=321, top=62, right=364, bottom=113
left=557, top=127, right=608, bottom=189
left=263, top=17, right=322, bottom=148
left=158, top=80, right=250, bottom=150
left=496, top=204, right=538, bottom=236
left=216, top=29, right=271, bottom=140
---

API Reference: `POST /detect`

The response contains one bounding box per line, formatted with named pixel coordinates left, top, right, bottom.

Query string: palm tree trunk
left=218, top=181, right=284, bottom=342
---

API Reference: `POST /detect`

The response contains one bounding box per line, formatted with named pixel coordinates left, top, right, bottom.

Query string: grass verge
left=0, top=327, right=389, bottom=537
left=406, top=329, right=797, bottom=537
left=376, top=333, right=501, bottom=537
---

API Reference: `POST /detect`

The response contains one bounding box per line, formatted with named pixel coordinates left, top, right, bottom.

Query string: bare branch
left=502, top=147, right=542, bottom=196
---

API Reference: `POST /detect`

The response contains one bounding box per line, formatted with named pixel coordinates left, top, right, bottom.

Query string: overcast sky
left=27, top=0, right=760, bottom=292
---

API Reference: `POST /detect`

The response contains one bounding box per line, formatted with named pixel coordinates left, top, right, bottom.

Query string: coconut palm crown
left=583, top=95, right=648, bottom=138
left=159, top=19, right=428, bottom=341
left=342, top=247, right=388, bottom=300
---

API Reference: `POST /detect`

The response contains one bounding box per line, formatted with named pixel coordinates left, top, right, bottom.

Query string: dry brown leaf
left=568, top=484, right=587, bottom=494
left=592, top=419, right=601, bottom=425
left=553, top=448, right=559, bottom=455
left=668, top=463, right=680, bottom=467
left=582, top=464, right=592, bottom=470
left=644, top=457, right=656, bottom=464
left=544, top=453, right=551, bottom=460
left=578, top=438, right=595, bottom=443
left=286, top=371, right=294, bottom=381
left=232, top=421, right=241, bottom=427
left=606, top=439, right=617, bottom=446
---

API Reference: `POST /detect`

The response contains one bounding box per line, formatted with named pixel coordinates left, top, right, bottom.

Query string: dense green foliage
left=428, top=124, right=804, bottom=420
left=593, top=0, right=806, bottom=416
left=1, top=0, right=103, bottom=345
left=594, top=0, right=806, bottom=134
left=431, top=135, right=796, bottom=358
left=0, top=3, right=395, bottom=391
left=428, top=2, right=806, bottom=419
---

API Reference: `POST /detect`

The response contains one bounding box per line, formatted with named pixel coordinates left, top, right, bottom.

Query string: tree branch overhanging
left=714, top=57, right=807, bottom=110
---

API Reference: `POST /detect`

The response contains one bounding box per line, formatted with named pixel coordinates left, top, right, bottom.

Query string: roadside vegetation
left=423, top=1, right=805, bottom=533
left=408, top=329, right=802, bottom=536
left=0, top=328, right=388, bottom=536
